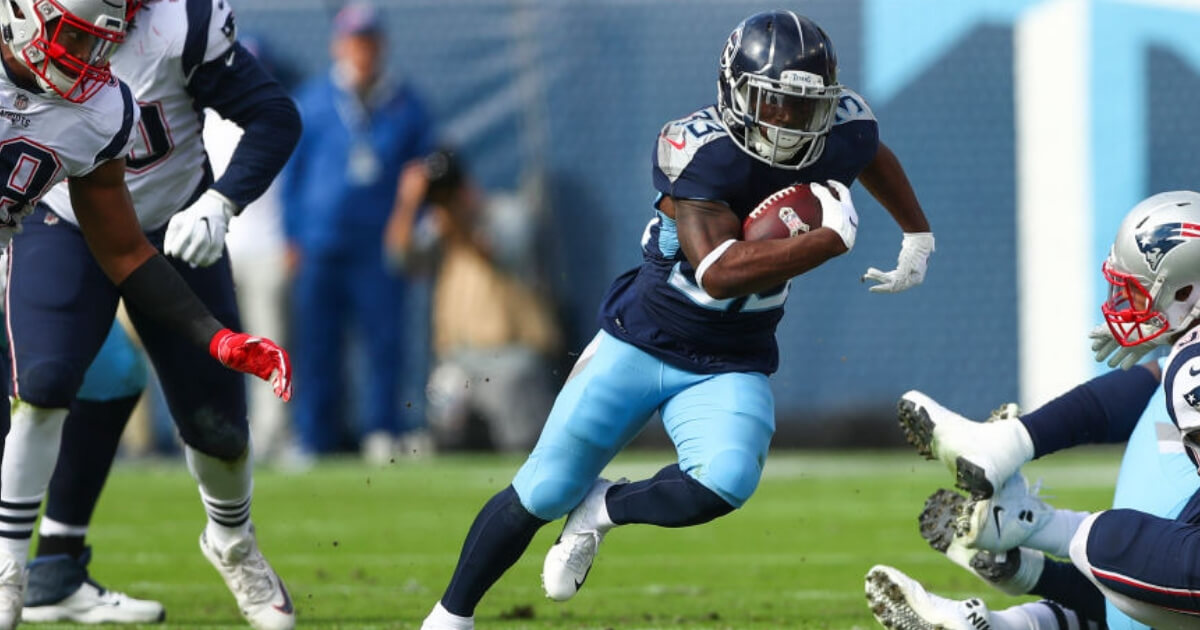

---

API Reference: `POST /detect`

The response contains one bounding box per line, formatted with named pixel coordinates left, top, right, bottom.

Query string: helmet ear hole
left=1177, top=285, right=1194, bottom=302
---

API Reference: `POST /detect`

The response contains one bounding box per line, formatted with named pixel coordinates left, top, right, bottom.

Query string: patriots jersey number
left=0, top=138, right=62, bottom=225
left=667, top=263, right=790, bottom=313
left=126, top=102, right=173, bottom=173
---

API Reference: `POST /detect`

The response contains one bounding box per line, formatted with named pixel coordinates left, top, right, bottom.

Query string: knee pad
left=700, top=449, right=764, bottom=508
left=16, top=360, right=85, bottom=409
left=174, top=405, right=249, bottom=461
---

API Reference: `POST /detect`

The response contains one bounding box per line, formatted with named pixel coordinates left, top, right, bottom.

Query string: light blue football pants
left=1105, top=386, right=1200, bottom=630
left=512, top=330, right=775, bottom=521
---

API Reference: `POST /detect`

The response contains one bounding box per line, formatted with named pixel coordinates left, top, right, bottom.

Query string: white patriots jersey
left=0, top=68, right=137, bottom=242
left=42, top=0, right=237, bottom=231
left=1163, top=329, right=1200, bottom=469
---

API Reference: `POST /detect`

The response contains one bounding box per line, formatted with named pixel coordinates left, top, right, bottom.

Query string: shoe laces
left=561, top=531, right=601, bottom=575
left=222, top=541, right=276, bottom=606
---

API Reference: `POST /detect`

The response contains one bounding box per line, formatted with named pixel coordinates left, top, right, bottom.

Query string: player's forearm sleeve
left=117, top=254, right=224, bottom=349
left=189, top=42, right=302, bottom=211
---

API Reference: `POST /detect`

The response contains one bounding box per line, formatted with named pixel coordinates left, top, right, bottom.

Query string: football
left=742, top=184, right=823, bottom=241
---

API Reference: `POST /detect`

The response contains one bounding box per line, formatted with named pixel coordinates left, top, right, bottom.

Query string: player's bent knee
left=175, top=407, right=250, bottom=460
left=701, top=449, right=764, bottom=508
left=516, top=477, right=591, bottom=521
left=16, top=360, right=86, bottom=408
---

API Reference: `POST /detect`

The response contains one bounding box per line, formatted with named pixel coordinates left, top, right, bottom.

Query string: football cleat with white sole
left=920, top=489, right=1042, bottom=597
left=200, top=528, right=294, bottom=630
left=0, top=552, right=24, bottom=630
left=542, top=477, right=626, bottom=602
left=897, top=390, right=1035, bottom=499
left=958, top=473, right=1053, bottom=554
left=420, top=602, right=474, bottom=630
left=23, top=549, right=164, bottom=623
left=865, top=564, right=996, bottom=630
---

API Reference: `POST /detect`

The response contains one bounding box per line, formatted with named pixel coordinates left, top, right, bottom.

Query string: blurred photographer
left=409, top=149, right=562, bottom=452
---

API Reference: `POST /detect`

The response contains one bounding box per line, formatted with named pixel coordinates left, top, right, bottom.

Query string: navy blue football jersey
left=597, top=89, right=879, bottom=374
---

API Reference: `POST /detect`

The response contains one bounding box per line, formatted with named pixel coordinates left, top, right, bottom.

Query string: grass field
left=66, top=447, right=1125, bottom=629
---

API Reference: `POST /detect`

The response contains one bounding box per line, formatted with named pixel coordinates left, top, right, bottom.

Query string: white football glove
left=164, top=189, right=237, bottom=267
left=1088, top=323, right=1165, bottom=370
left=863, top=232, right=935, bottom=293
left=811, top=180, right=858, bottom=250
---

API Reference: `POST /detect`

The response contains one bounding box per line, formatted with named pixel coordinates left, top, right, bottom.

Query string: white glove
left=863, top=232, right=935, bottom=293
left=164, top=189, right=237, bottom=267
left=1088, top=323, right=1165, bottom=370
left=811, top=180, right=858, bottom=250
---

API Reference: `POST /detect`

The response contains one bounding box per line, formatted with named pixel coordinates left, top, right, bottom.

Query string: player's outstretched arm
left=672, top=182, right=855, bottom=300
left=165, top=41, right=304, bottom=268
left=857, top=141, right=935, bottom=293
left=71, top=160, right=292, bottom=401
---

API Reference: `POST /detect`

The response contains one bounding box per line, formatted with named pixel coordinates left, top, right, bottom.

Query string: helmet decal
left=1135, top=221, right=1200, bottom=272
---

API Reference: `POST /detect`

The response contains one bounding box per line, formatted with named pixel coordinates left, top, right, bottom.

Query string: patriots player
left=872, top=191, right=1200, bottom=629
left=421, top=11, right=935, bottom=629
left=1, top=0, right=300, bottom=628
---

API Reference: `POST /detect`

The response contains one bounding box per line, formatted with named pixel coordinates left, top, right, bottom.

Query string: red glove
left=209, top=328, right=292, bottom=402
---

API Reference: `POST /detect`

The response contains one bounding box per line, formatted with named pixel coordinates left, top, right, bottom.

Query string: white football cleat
left=200, top=528, right=294, bottom=630
left=23, top=550, right=164, bottom=623
left=420, top=602, right=474, bottom=630
left=865, top=564, right=995, bottom=630
left=920, top=488, right=1042, bottom=597
left=958, top=473, right=1053, bottom=553
left=0, top=552, right=23, bottom=630
left=898, top=390, right=1035, bottom=499
left=23, top=580, right=164, bottom=624
left=542, top=477, right=624, bottom=602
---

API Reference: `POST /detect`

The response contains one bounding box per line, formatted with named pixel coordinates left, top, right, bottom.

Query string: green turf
left=65, top=447, right=1122, bottom=629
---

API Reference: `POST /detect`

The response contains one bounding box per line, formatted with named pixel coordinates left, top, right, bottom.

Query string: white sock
left=994, top=599, right=1100, bottom=629
left=423, top=601, right=473, bottom=629
left=38, top=516, right=88, bottom=538
left=1028, top=509, right=1090, bottom=558
left=185, top=446, right=253, bottom=547
left=0, top=403, right=67, bottom=559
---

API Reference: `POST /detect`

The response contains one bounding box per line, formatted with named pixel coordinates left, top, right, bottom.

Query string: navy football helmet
left=717, top=11, right=842, bottom=170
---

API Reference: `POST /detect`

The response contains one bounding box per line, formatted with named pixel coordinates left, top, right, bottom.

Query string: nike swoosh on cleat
left=991, top=505, right=1003, bottom=536
left=273, top=577, right=294, bottom=614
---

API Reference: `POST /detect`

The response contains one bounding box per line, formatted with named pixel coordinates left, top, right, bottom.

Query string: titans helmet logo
left=1135, top=222, right=1200, bottom=272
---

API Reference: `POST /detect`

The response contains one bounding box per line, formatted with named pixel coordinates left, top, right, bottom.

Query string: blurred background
left=125, top=0, right=1200, bottom=462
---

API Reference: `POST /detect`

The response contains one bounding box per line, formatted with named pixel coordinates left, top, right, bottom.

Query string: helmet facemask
left=1102, top=260, right=1200, bottom=347
left=3, top=0, right=124, bottom=103
left=725, top=69, right=839, bottom=169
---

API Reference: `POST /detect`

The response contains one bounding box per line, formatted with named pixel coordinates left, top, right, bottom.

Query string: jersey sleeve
left=182, top=0, right=237, bottom=79
left=652, top=110, right=748, bottom=204
left=1169, top=354, right=1200, bottom=435
left=78, top=80, right=141, bottom=177
left=1165, top=340, right=1200, bottom=469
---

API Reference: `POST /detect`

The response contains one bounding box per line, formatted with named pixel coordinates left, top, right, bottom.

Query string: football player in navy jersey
left=0, top=0, right=300, bottom=628
left=421, top=10, right=934, bottom=629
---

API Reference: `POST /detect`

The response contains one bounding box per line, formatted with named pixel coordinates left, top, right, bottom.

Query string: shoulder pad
left=657, top=106, right=729, bottom=183
left=835, top=88, right=876, bottom=125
